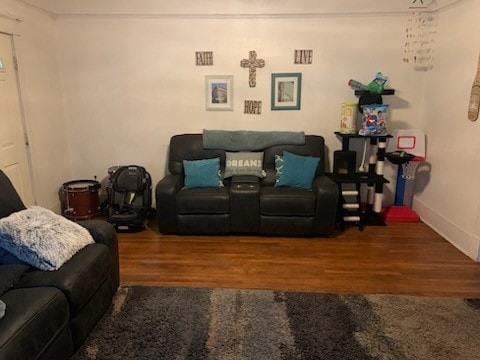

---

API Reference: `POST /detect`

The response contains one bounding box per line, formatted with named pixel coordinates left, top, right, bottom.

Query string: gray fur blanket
left=0, top=206, right=94, bottom=271
left=0, top=300, right=5, bottom=319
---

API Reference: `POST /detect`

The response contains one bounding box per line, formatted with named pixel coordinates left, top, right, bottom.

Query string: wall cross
left=240, top=50, right=265, bottom=88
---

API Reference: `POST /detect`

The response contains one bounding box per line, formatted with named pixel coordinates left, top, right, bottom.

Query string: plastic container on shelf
left=339, top=102, right=358, bottom=134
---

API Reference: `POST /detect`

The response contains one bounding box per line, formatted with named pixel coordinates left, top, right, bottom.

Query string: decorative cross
left=240, top=50, right=265, bottom=88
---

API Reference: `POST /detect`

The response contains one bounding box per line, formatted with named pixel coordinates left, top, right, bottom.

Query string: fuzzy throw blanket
left=0, top=300, right=5, bottom=319
left=0, top=206, right=94, bottom=271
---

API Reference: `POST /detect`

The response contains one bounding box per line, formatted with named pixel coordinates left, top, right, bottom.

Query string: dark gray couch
left=0, top=170, right=119, bottom=360
left=156, top=134, right=338, bottom=236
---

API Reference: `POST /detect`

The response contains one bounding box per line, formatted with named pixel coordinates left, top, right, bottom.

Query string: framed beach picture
left=271, top=73, right=302, bottom=110
left=205, top=75, right=233, bottom=111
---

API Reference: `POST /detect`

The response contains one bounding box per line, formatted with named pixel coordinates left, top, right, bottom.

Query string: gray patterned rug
left=72, top=286, right=480, bottom=359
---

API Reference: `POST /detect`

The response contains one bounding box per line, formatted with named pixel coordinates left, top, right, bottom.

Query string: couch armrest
left=313, top=175, right=338, bottom=235
left=155, top=174, right=183, bottom=234
left=78, top=220, right=119, bottom=289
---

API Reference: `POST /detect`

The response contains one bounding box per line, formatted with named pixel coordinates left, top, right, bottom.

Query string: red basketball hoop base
left=382, top=205, right=420, bottom=222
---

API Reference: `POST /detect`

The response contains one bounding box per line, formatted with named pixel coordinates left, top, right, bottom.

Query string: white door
left=0, top=33, right=34, bottom=205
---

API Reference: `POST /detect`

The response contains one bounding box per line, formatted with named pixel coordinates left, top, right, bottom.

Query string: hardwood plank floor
left=118, top=221, right=480, bottom=298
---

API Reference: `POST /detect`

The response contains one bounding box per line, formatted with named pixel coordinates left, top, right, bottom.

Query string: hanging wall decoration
left=240, top=50, right=265, bottom=87
left=244, top=100, right=262, bottom=115
left=271, top=73, right=302, bottom=111
left=294, top=50, right=313, bottom=64
left=196, top=52, right=213, bottom=66
left=468, top=52, right=480, bottom=122
left=403, top=10, right=437, bottom=71
left=409, top=0, right=430, bottom=9
left=205, top=75, right=233, bottom=111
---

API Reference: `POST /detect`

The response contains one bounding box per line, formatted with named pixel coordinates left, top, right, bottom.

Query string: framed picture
left=271, top=73, right=302, bottom=110
left=205, top=75, right=233, bottom=111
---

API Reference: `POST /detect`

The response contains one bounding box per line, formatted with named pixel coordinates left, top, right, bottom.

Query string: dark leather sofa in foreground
left=0, top=171, right=119, bottom=360
left=156, top=133, right=338, bottom=236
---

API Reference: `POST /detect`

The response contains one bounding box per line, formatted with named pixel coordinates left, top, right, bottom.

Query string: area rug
left=72, top=286, right=480, bottom=359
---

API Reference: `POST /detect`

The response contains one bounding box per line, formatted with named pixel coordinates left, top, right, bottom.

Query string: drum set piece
left=62, top=166, right=120, bottom=221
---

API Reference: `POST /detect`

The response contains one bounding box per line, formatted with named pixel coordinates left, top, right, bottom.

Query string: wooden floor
left=118, top=221, right=480, bottom=298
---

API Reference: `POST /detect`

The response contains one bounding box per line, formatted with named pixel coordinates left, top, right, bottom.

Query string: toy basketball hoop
left=401, top=155, right=425, bottom=180
left=383, top=130, right=426, bottom=222
left=385, top=150, right=424, bottom=180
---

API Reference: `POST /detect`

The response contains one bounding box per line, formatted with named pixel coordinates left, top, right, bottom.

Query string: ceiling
left=18, top=0, right=460, bottom=16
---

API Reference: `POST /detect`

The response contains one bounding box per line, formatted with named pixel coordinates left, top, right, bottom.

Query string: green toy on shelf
left=367, top=72, right=388, bottom=94
left=348, top=72, right=388, bottom=94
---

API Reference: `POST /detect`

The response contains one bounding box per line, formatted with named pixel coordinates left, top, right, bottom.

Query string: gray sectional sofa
left=0, top=170, right=119, bottom=360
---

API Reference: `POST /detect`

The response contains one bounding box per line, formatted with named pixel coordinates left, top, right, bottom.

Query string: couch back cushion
left=168, top=134, right=325, bottom=179
left=263, top=135, right=325, bottom=172
left=0, top=171, right=26, bottom=219
left=169, top=134, right=225, bottom=175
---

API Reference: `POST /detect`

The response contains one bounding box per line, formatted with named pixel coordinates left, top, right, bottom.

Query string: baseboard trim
left=413, top=199, right=480, bottom=262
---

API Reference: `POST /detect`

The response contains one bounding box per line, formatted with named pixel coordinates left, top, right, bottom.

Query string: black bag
left=107, top=165, right=152, bottom=231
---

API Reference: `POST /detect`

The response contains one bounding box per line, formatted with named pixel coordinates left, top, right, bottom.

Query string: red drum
left=62, top=180, right=101, bottom=220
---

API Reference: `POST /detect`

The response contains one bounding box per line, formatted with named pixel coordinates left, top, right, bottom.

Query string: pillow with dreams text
left=224, top=152, right=266, bottom=178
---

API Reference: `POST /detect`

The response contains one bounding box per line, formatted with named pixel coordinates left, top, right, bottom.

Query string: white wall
left=0, top=0, right=71, bottom=211
left=55, top=12, right=426, bottom=194
left=5, top=0, right=480, bottom=261
left=414, top=0, right=480, bottom=260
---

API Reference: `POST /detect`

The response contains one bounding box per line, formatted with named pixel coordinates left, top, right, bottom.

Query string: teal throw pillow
left=275, top=151, right=320, bottom=190
left=224, top=152, right=265, bottom=178
left=183, top=158, right=222, bottom=189
left=274, top=154, right=284, bottom=180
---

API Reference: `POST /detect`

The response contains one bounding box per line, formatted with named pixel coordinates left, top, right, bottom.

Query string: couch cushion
left=0, top=264, right=29, bottom=296
left=0, top=287, right=71, bottom=359
left=260, top=187, right=316, bottom=216
left=16, top=243, right=111, bottom=316
left=177, top=187, right=229, bottom=214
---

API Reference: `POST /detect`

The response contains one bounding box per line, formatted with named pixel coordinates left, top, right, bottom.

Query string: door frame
left=0, top=31, right=36, bottom=205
